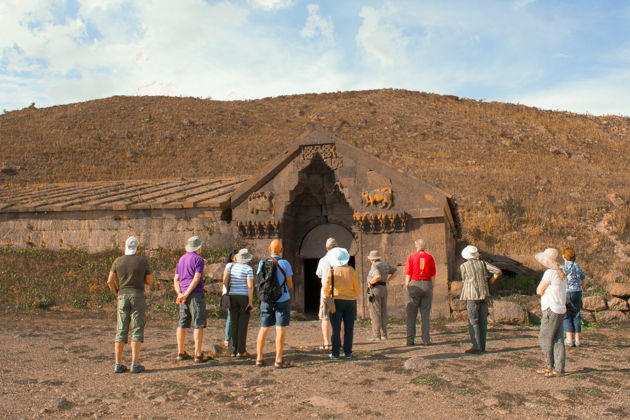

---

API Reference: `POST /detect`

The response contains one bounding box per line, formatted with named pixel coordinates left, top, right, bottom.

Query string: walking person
left=459, top=245, right=502, bottom=354
left=562, top=247, right=586, bottom=347
left=535, top=248, right=567, bottom=377
left=173, top=236, right=212, bottom=363
left=315, top=237, right=337, bottom=350
left=223, top=249, right=255, bottom=357
left=366, top=250, right=397, bottom=341
left=107, top=236, right=153, bottom=373
left=323, top=247, right=359, bottom=359
left=223, top=250, right=238, bottom=347
left=404, top=239, right=436, bottom=346
left=255, top=239, right=294, bottom=368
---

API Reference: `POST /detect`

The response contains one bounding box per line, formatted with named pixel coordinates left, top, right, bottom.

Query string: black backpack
left=255, top=257, right=287, bottom=303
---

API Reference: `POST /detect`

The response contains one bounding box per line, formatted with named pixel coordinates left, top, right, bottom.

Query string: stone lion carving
left=248, top=191, right=274, bottom=216
left=362, top=188, right=393, bottom=209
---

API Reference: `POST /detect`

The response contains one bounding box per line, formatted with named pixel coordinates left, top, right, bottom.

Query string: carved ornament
left=362, top=187, right=393, bottom=209
left=295, top=144, right=343, bottom=170
left=236, top=221, right=280, bottom=239
left=248, top=191, right=274, bottom=216
left=353, top=212, right=408, bottom=234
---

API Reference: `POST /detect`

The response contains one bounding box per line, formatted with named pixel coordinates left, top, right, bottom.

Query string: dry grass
left=0, top=89, right=628, bottom=282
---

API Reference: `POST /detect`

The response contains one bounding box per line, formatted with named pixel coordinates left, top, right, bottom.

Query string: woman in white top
left=535, top=248, right=567, bottom=377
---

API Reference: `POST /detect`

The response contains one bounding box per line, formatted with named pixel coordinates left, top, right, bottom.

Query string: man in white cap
left=315, top=237, right=337, bottom=349
left=459, top=245, right=501, bottom=354
left=173, top=236, right=211, bottom=363
left=366, top=250, right=397, bottom=340
left=107, top=236, right=153, bottom=373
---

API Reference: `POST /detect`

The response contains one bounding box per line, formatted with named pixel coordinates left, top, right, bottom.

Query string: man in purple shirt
left=173, top=236, right=211, bottom=363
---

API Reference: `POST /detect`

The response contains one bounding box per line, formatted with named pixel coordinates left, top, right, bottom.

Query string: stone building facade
left=0, top=127, right=457, bottom=318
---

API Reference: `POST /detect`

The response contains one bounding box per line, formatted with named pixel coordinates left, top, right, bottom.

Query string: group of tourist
left=108, top=234, right=586, bottom=378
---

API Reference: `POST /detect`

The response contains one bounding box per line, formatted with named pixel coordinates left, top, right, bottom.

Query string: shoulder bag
left=220, top=264, right=233, bottom=310
left=324, top=267, right=337, bottom=314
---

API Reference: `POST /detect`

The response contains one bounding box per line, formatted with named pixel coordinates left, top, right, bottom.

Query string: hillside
left=0, top=89, right=628, bottom=282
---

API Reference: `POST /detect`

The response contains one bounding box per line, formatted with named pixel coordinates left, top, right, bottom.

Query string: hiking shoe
left=130, top=363, right=145, bottom=374
left=114, top=363, right=128, bottom=374
left=464, top=348, right=481, bottom=354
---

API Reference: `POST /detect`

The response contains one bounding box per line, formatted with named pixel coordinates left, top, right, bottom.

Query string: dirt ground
left=1, top=309, right=629, bottom=420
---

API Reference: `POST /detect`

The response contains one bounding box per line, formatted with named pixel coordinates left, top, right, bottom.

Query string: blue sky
left=1, top=0, right=630, bottom=116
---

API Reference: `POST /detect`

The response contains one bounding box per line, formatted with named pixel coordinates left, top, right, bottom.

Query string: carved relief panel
left=353, top=212, right=408, bottom=233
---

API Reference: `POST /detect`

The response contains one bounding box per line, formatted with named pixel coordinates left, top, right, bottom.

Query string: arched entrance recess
left=299, top=223, right=356, bottom=313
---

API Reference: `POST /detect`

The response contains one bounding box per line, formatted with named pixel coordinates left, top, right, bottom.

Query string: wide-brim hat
left=185, top=236, right=203, bottom=252
left=125, top=236, right=138, bottom=256
left=461, top=245, right=479, bottom=260
left=235, top=248, right=253, bottom=264
left=327, top=247, right=350, bottom=267
left=367, top=250, right=381, bottom=260
left=535, top=248, right=562, bottom=270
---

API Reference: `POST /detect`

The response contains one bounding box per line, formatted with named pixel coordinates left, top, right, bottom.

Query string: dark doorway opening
left=304, top=256, right=356, bottom=314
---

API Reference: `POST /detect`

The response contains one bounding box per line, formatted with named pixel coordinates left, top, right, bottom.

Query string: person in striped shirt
left=459, top=245, right=501, bottom=354
left=223, top=249, right=255, bottom=357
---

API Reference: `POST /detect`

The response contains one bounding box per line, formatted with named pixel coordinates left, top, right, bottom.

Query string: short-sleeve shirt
left=226, top=262, right=254, bottom=296
left=367, top=261, right=397, bottom=285
left=110, top=255, right=152, bottom=294
left=176, top=252, right=205, bottom=294
left=257, top=255, right=293, bottom=303
left=564, top=261, right=586, bottom=292
left=404, top=251, right=436, bottom=280
left=316, top=253, right=332, bottom=298
left=540, top=269, right=567, bottom=314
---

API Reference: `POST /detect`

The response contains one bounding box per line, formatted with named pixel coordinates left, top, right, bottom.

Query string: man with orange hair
left=255, top=239, right=293, bottom=368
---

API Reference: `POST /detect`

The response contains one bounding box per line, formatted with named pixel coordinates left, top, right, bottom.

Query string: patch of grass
left=357, top=318, right=371, bottom=327
left=352, top=350, right=386, bottom=359
left=70, top=296, right=89, bottom=309
left=387, top=317, right=405, bottom=325
left=411, top=374, right=448, bottom=388
left=197, top=371, right=223, bottom=380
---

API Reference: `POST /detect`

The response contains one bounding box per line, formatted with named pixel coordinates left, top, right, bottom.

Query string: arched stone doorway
left=299, top=223, right=356, bottom=313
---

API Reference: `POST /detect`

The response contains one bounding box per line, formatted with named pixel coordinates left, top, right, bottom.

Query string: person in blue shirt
left=255, top=239, right=293, bottom=368
left=562, top=247, right=586, bottom=347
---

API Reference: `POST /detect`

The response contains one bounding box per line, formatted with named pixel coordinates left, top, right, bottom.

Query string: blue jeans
left=224, top=310, right=232, bottom=342
left=330, top=299, right=356, bottom=357
left=563, top=291, right=582, bottom=333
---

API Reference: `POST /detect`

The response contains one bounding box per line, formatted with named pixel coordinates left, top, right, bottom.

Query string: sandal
left=176, top=351, right=192, bottom=361
left=255, top=360, right=265, bottom=367
left=545, top=370, right=563, bottom=377
left=536, top=368, right=551, bottom=375
left=237, top=352, right=252, bottom=358
left=194, top=352, right=213, bottom=363
left=274, top=360, right=292, bottom=369
left=318, top=345, right=332, bottom=350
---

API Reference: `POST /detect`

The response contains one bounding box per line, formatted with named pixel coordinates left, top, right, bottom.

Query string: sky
left=1, top=0, right=630, bottom=116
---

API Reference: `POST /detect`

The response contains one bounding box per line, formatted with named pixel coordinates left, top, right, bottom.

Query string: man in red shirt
left=404, top=239, right=436, bottom=346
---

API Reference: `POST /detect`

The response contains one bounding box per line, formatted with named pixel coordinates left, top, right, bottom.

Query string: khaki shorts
left=116, top=291, right=146, bottom=343
left=318, top=296, right=329, bottom=320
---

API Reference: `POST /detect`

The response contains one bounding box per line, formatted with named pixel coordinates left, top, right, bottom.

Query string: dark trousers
left=563, top=291, right=582, bottom=333
left=467, top=299, right=488, bottom=351
left=406, top=281, right=432, bottom=344
left=330, top=299, right=356, bottom=357
left=228, top=295, right=250, bottom=354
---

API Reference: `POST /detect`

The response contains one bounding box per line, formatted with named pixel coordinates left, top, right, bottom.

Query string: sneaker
left=380, top=334, right=388, bottom=340
left=345, top=354, right=354, bottom=359
left=114, top=363, right=128, bottom=373
left=130, top=363, right=145, bottom=374
left=328, top=354, right=341, bottom=360
left=406, top=341, right=415, bottom=346
left=564, top=339, right=573, bottom=347
left=367, top=335, right=381, bottom=341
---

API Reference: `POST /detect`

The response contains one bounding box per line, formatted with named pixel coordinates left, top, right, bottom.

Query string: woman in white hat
left=223, top=248, right=255, bottom=357
left=322, top=247, right=359, bottom=359
left=366, top=250, right=397, bottom=341
left=459, top=245, right=501, bottom=354
left=535, top=248, right=568, bottom=377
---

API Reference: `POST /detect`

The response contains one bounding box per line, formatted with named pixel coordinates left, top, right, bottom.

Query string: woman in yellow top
left=323, top=247, right=359, bottom=359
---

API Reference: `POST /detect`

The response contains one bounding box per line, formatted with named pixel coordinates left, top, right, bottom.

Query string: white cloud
left=300, top=4, right=334, bottom=43
left=356, top=5, right=409, bottom=66
left=250, top=0, right=293, bottom=11
left=511, top=70, right=630, bottom=116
